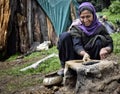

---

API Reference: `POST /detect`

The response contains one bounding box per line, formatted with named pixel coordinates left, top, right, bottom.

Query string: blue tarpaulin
left=37, top=0, right=79, bottom=36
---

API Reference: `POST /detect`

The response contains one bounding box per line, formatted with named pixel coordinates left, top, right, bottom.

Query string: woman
left=57, top=2, right=113, bottom=76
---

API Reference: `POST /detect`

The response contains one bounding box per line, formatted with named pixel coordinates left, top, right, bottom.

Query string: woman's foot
left=57, top=68, right=64, bottom=77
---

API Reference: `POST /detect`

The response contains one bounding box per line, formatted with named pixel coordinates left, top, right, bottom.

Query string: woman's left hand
left=99, top=48, right=108, bottom=60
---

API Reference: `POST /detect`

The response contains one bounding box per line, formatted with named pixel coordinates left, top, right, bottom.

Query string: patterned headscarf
left=78, top=2, right=102, bottom=36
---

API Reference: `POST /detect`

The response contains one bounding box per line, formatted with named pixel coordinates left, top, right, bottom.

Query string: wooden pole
left=27, top=0, right=32, bottom=45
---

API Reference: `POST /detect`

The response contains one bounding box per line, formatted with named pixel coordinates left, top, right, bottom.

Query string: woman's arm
left=70, top=26, right=90, bottom=61
left=99, top=25, right=114, bottom=59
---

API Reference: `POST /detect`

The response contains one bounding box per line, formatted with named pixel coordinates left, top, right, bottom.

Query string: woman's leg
left=57, top=32, right=81, bottom=68
left=88, top=39, right=102, bottom=60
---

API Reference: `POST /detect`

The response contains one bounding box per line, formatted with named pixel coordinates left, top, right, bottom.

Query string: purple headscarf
left=78, top=2, right=102, bottom=36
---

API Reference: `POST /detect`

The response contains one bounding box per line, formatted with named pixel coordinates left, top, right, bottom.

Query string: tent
left=37, top=0, right=79, bottom=36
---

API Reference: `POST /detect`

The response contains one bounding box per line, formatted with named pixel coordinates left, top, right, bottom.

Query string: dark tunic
left=57, top=24, right=113, bottom=68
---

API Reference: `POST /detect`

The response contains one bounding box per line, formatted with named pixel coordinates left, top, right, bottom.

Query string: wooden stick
left=20, top=53, right=58, bottom=71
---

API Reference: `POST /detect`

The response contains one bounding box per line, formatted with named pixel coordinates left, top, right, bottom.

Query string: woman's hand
left=80, top=51, right=90, bottom=62
left=82, top=53, right=91, bottom=62
left=100, top=48, right=109, bottom=60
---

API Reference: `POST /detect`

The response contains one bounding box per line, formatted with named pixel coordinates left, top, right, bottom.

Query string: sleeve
left=100, top=25, right=114, bottom=52
left=106, top=36, right=113, bottom=53
left=70, top=26, right=85, bottom=55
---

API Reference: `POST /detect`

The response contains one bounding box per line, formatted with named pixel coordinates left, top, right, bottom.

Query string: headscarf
left=77, top=2, right=102, bottom=36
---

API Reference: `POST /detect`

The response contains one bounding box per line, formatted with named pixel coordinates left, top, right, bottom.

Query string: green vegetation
left=0, top=46, right=60, bottom=92
left=3, top=46, right=60, bottom=76
left=109, top=1, right=120, bottom=14
left=97, top=10, right=120, bottom=24
left=111, top=33, right=120, bottom=53
left=97, top=1, right=120, bottom=24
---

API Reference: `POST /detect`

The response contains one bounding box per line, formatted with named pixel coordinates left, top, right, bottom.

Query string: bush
left=111, top=33, right=120, bottom=54
left=109, top=1, right=120, bottom=14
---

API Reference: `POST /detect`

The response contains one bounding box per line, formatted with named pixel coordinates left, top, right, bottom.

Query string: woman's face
left=80, top=10, right=93, bottom=26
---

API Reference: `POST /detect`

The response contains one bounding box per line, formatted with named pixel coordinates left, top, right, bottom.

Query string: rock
left=43, top=71, right=63, bottom=86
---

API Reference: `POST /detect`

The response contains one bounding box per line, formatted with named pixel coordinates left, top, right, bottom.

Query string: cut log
left=64, top=60, right=120, bottom=94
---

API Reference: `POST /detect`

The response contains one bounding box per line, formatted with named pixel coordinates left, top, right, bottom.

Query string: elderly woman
left=57, top=2, right=113, bottom=76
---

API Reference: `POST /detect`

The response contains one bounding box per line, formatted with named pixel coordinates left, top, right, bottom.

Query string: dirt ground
left=0, top=53, right=120, bottom=94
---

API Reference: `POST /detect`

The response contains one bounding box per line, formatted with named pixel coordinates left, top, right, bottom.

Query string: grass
left=0, top=46, right=60, bottom=93
left=1, top=46, right=60, bottom=76
left=111, top=33, right=120, bottom=53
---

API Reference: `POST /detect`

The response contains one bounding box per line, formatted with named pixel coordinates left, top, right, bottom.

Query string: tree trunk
left=0, top=0, right=10, bottom=57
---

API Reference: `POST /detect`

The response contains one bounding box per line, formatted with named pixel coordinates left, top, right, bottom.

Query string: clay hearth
left=64, top=60, right=120, bottom=94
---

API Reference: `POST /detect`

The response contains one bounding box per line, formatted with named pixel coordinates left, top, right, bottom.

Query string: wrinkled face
left=80, top=10, right=93, bottom=26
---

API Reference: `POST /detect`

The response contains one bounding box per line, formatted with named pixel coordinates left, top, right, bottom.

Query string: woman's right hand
left=82, top=53, right=91, bottom=62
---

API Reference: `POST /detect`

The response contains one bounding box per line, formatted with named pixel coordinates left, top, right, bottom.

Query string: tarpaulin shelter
left=37, top=0, right=79, bottom=36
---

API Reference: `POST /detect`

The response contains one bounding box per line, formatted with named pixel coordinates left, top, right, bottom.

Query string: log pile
left=64, top=60, right=120, bottom=94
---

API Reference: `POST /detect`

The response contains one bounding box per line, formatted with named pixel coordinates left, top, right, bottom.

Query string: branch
left=20, top=53, right=58, bottom=71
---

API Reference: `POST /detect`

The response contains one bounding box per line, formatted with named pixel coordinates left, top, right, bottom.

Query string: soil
left=0, top=53, right=120, bottom=94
